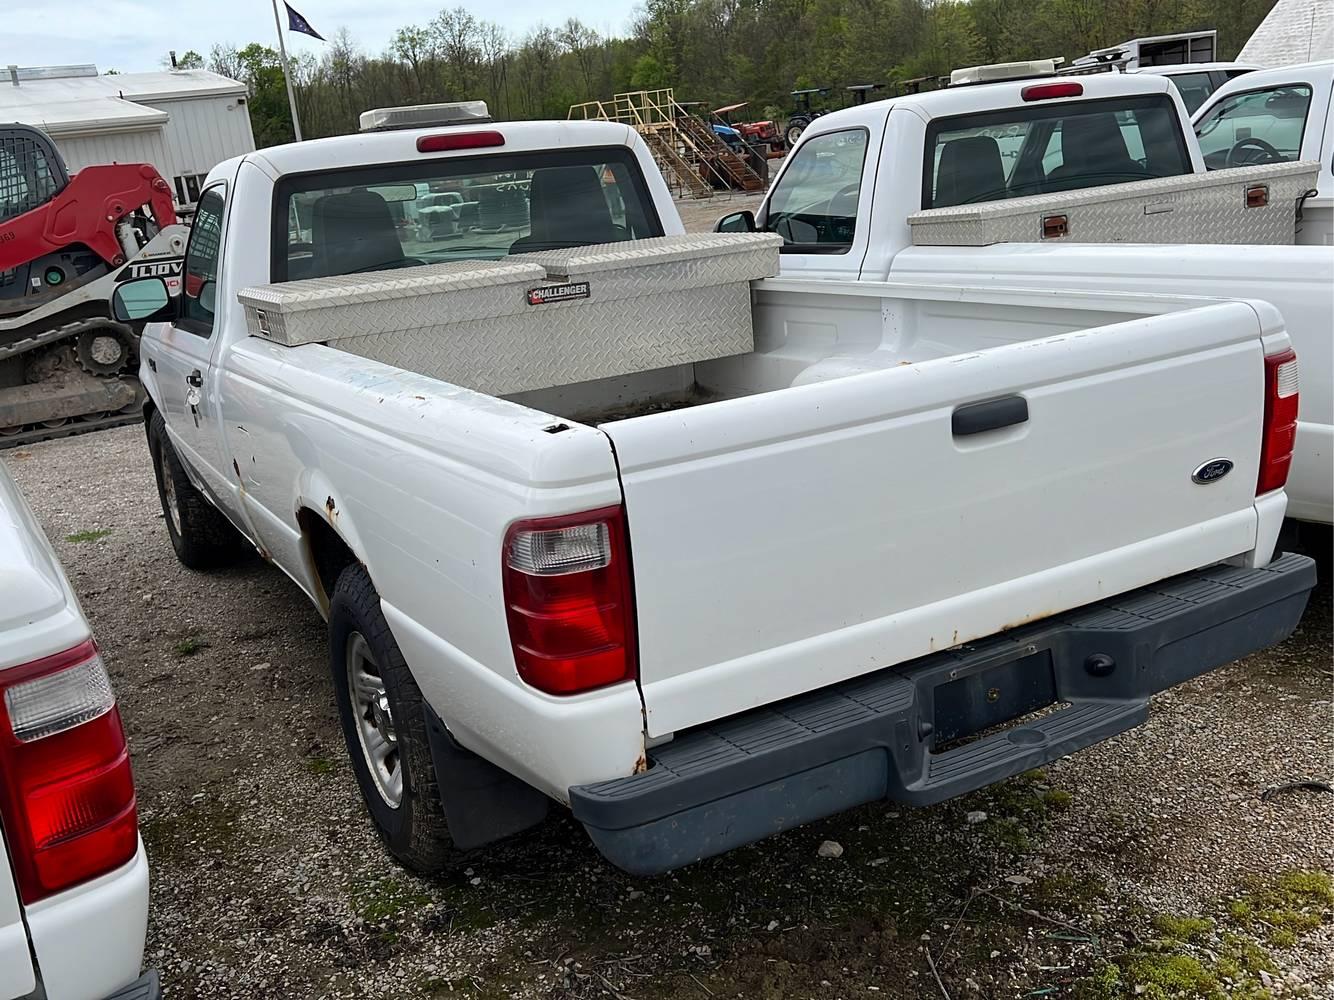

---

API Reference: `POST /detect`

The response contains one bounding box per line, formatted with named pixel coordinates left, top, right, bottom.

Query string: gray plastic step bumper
left=571, top=553, right=1315, bottom=875
left=101, top=971, right=161, bottom=1000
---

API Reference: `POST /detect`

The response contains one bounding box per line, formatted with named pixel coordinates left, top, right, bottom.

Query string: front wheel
left=329, top=563, right=454, bottom=873
left=785, top=122, right=805, bottom=147
left=147, top=410, right=247, bottom=569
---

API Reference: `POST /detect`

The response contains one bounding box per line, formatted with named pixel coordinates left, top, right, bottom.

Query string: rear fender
left=294, top=467, right=371, bottom=594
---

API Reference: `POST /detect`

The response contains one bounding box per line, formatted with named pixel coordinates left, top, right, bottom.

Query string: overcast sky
left=3, top=0, right=641, bottom=74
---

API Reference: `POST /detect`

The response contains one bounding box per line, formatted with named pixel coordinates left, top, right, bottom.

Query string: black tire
left=785, top=122, right=805, bottom=146
left=147, top=410, right=246, bottom=569
left=329, top=563, right=454, bottom=873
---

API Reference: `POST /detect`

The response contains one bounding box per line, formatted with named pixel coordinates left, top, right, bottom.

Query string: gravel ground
left=2, top=205, right=1329, bottom=997
left=673, top=192, right=766, bottom=232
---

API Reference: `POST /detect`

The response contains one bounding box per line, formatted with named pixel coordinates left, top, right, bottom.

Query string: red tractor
left=0, top=123, right=186, bottom=444
left=712, top=103, right=786, bottom=157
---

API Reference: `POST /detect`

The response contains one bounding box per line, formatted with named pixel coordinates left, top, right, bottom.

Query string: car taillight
left=1258, top=348, right=1299, bottom=496
left=502, top=506, right=638, bottom=695
left=0, top=640, right=137, bottom=904
left=1021, top=82, right=1083, bottom=101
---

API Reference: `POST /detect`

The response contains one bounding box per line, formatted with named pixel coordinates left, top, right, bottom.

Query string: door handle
left=952, top=395, right=1028, bottom=437
left=185, top=369, right=203, bottom=388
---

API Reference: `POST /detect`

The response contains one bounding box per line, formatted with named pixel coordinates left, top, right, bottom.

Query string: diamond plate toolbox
left=908, top=161, right=1321, bottom=247
left=239, top=233, right=782, bottom=396
left=238, top=259, right=548, bottom=347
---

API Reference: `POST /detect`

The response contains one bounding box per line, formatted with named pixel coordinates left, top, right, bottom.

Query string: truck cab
left=721, top=66, right=1204, bottom=278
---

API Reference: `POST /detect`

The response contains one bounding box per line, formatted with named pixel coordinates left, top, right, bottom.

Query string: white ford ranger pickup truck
left=718, top=67, right=1334, bottom=526
left=117, top=109, right=1316, bottom=876
left=0, top=461, right=157, bottom=1000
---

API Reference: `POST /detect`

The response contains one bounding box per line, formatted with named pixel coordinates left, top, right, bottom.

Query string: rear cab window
left=271, top=146, right=663, bottom=282
left=923, top=94, right=1192, bottom=208
left=1195, top=84, right=1314, bottom=169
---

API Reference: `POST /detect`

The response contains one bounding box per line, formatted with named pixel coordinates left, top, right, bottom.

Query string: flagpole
left=270, top=0, right=304, bottom=141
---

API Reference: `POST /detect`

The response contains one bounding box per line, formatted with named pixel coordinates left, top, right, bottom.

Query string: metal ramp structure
left=569, top=90, right=766, bottom=199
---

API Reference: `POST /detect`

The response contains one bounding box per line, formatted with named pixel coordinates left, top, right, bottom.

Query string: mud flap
left=423, top=703, right=549, bottom=850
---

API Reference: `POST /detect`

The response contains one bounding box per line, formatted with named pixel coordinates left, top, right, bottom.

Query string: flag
left=285, top=2, right=325, bottom=40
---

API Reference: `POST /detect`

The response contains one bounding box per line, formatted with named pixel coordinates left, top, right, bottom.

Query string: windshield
left=272, top=146, right=662, bottom=282
left=1195, top=84, right=1312, bottom=170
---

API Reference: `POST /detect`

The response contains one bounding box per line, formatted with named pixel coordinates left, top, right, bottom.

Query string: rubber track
left=0, top=409, right=142, bottom=449
left=0, top=317, right=115, bottom=362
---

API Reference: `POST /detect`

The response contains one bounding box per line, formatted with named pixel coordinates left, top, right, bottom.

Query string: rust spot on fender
left=325, top=496, right=337, bottom=520
left=632, top=753, right=649, bottom=775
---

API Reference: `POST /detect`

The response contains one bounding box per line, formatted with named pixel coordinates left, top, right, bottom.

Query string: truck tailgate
left=603, top=301, right=1270, bottom=736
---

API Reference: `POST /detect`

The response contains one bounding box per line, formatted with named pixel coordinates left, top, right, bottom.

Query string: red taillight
left=1022, top=81, right=1083, bottom=101
left=1258, top=348, right=1300, bottom=496
left=417, top=130, right=505, bottom=153
left=0, top=640, right=137, bottom=904
left=502, top=506, right=638, bottom=695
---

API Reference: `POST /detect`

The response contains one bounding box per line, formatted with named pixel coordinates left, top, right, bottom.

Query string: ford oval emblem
left=1192, top=458, right=1234, bottom=485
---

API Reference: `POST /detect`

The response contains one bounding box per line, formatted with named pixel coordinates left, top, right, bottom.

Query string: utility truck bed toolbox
left=238, top=259, right=548, bottom=347
left=908, top=161, right=1321, bottom=247
left=238, top=233, right=781, bottom=395
left=571, top=553, right=1316, bottom=875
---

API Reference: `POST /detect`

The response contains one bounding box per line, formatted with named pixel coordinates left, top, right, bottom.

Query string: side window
left=1195, top=85, right=1313, bottom=169
left=1166, top=72, right=1215, bottom=115
left=764, top=129, right=868, bottom=252
left=180, top=188, right=224, bottom=335
left=0, top=149, right=29, bottom=224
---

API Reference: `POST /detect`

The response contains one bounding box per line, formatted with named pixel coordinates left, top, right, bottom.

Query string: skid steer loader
left=0, top=123, right=187, bottom=446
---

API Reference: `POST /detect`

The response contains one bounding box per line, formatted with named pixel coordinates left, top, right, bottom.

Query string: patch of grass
left=1229, top=868, right=1334, bottom=947
left=1120, top=952, right=1222, bottom=999
left=65, top=528, right=111, bottom=543
left=350, top=875, right=432, bottom=924
left=139, top=799, right=242, bottom=864
left=1216, top=932, right=1276, bottom=978
left=1043, top=788, right=1074, bottom=811
left=964, top=770, right=1076, bottom=856
left=305, top=755, right=335, bottom=776
left=173, top=634, right=210, bottom=657
left=1029, top=870, right=1109, bottom=914
left=1151, top=913, right=1214, bottom=945
left=1073, top=873, right=1327, bottom=1000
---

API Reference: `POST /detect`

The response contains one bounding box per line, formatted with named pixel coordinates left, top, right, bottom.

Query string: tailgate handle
left=952, top=395, right=1028, bottom=437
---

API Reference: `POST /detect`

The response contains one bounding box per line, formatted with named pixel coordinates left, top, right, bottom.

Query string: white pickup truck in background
left=718, top=66, right=1334, bottom=526
left=0, top=462, right=157, bottom=1000
left=1193, top=59, right=1334, bottom=247
left=116, top=104, right=1315, bottom=877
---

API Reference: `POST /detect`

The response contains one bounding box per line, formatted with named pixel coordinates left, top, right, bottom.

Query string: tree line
left=171, top=0, right=1279, bottom=147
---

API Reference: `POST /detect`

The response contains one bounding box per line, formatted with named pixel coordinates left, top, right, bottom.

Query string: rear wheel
left=329, top=563, right=454, bottom=873
left=147, top=410, right=246, bottom=569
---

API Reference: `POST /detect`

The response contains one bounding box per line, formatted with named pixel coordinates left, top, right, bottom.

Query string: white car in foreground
left=0, top=462, right=157, bottom=1000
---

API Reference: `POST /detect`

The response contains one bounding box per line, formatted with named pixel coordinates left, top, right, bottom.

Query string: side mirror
left=714, top=210, right=757, bottom=233
left=112, top=276, right=175, bottom=323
